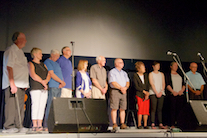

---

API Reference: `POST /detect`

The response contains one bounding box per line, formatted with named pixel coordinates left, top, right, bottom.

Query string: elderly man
left=90, top=56, right=108, bottom=99
left=108, top=58, right=130, bottom=131
left=2, top=32, right=29, bottom=133
left=57, top=46, right=73, bottom=98
left=44, top=49, right=65, bottom=128
left=186, top=62, right=206, bottom=100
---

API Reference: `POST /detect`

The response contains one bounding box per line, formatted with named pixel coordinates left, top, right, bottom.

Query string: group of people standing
left=2, top=32, right=111, bottom=133
left=1, top=32, right=206, bottom=133
left=133, top=61, right=205, bottom=130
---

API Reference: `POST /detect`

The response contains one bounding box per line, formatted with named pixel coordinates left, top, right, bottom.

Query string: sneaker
left=19, top=127, right=29, bottom=133
left=112, top=124, right=118, bottom=131
left=120, top=123, right=128, bottom=129
left=2, top=128, right=19, bottom=133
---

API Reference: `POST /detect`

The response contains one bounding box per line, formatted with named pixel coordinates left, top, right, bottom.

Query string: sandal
left=26, top=127, right=37, bottom=134
left=31, top=127, right=37, bottom=131
left=159, top=124, right=168, bottom=129
left=36, top=126, right=43, bottom=132
left=151, top=123, right=156, bottom=129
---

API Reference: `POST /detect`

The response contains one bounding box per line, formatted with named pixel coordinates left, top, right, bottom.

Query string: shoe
left=144, top=126, right=150, bottom=129
left=112, top=124, right=118, bottom=131
left=2, top=128, right=19, bottom=133
left=159, top=124, right=168, bottom=129
left=42, top=127, right=49, bottom=134
left=26, top=127, right=37, bottom=134
left=151, top=123, right=156, bottom=129
left=19, top=127, right=29, bottom=133
left=36, top=126, right=43, bottom=132
left=137, top=126, right=143, bottom=129
left=43, top=127, right=48, bottom=131
left=120, top=123, right=128, bottom=129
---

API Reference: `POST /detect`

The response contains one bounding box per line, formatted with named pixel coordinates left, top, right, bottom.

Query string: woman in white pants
left=28, top=48, right=50, bottom=131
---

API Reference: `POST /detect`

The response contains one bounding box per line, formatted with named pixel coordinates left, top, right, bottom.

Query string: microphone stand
left=200, top=60, right=207, bottom=75
left=171, top=55, right=196, bottom=103
left=71, top=42, right=75, bottom=96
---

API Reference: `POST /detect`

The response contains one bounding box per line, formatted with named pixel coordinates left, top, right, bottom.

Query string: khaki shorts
left=61, top=88, right=72, bottom=98
left=92, top=86, right=106, bottom=99
left=110, top=89, right=127, bottom=110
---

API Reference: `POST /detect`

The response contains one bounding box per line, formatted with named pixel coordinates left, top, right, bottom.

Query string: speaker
left=190, top=100, right=207, bottom=125
left=178, top=100, right=207, bottom=131
left=47, top=98, right=109, bottom=133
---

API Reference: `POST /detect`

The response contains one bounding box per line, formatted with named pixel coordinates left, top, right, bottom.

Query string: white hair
left=50, top=49, right=60, bottom=55
left=96, top=56, right=102, bottom=62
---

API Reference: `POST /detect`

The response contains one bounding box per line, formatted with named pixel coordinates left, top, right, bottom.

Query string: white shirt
left=139, top=74, right=145, bottom=84
left=2, top=44, right=29, bottom=89
left=81, top=72, right=90, bottom=93
left=149, top=72, right=165, bottom=95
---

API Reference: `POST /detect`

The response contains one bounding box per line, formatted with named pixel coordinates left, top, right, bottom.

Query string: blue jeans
left=45, top=87, right=61, bottom=127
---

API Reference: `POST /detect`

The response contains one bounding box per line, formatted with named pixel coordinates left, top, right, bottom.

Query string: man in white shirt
left=2, top=32, right=29, bottom=133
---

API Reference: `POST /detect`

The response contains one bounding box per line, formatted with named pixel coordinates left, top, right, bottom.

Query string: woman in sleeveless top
left=76, top=60, right=92, bottom=98
left=28, top=48, right=50, bottom=132
left=149, top=61, right=167, bottom=129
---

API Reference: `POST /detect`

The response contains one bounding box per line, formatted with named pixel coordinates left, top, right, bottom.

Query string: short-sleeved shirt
left=186, top=71, right=206, bottom=89
left=90, top=64, right=107, bottom=88
left=108, top=67, right=129, bottom=88
left=2, top=44, right=29, bottom=89
left=44, top=58, right=63, bottom=88
left=57, top=56, right=72, bottom=89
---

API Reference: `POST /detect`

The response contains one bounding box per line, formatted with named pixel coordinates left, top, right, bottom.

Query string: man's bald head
left=114, top=58, right=124, bottom=70
left=190, top=62, right=198, bottom=74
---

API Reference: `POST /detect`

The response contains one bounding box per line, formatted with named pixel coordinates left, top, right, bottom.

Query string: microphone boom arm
left=172, top=55, right=196, bottom=103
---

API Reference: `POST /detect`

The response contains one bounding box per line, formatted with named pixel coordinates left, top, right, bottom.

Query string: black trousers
left=169, top=94, right=185, bottom=126
left=150, top=95, right=164, bottom=124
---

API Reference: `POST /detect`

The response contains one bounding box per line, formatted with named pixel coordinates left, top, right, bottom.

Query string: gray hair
left=96, top=56, right=102, bottom=62
left=50, top=49, right=60, bottom=55
left=12, top=32, right=21, bottom=43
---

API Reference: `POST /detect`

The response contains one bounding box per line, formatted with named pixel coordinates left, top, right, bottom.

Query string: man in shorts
left=108, top=58, right=130, bottom=131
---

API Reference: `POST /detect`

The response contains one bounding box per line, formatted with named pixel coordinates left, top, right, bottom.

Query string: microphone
left=197, top=52, right=204, bottom=61
left=167, top=51, right=177, bottom=56
left=70, top=41, right=75, bottom=44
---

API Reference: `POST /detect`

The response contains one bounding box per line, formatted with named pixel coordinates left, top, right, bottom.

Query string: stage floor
left=0, top=127, right=207, bottom=138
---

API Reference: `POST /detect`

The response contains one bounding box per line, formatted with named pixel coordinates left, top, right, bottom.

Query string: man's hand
left=101, top=87, right=107, bottom=95
left=195, top=90, right=202, bottom=95
left=120, top=87, right=127, bottom=94
left=10, top=84, right=17, bottom=94
left=59, top=81, right=66, bottom=88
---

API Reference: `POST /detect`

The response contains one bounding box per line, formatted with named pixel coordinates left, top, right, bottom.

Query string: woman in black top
left=133, top=61, right=150, bottom=129
left=28, top=48, right=50, bottom=132
left=165, top=62, right=185, bottom=128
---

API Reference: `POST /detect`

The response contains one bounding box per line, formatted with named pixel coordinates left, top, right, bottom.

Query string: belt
left=111, top=88, right=122, bottom=94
